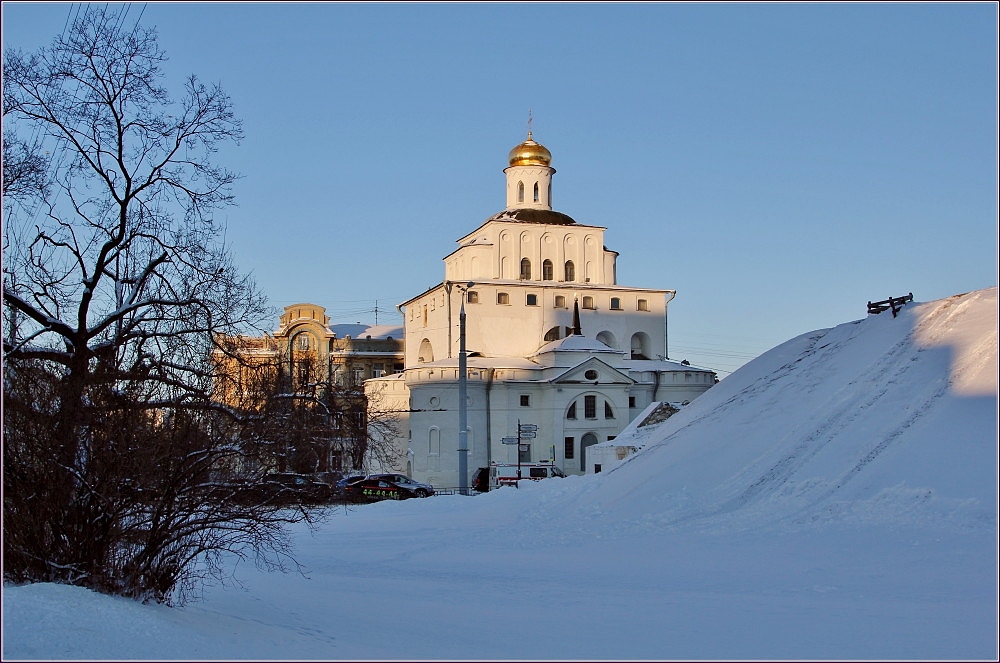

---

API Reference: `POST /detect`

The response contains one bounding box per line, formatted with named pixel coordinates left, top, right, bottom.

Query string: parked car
left=246, top=472, right=333, bottom=505
left=489, top=462, right=566, bottom=490
left=472, top=467, right=490, bottom=493
left=366, top=473, right=435, bottom=498
left=310, top=471, right=343, bottom=487
left=343, top=474, right=435, bottom=503
left=335, top=473, right=366, bottom=489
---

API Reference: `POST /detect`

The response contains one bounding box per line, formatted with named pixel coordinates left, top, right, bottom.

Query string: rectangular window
left=373, top=363, right=385, bottom=378
left=528, top=467, right=547, bottom=478
left=584, top=395, right=597, bottom=419
left=497, top=292, right=509, bottom=305
left=610, top=297, right=622, bottom=310
left=467, top=290, right=479, bottom=304
left=526, top=294, right=538, bottom=306
left=564, top=436, right=575, bottom=459
left=629, top=396, right=636, bottom=408
left=637, top=298, right=648, bottom=311
left=520, top=394, right=530, bottom=407
left=554, top=295, right=566, bottom=308
left=582, top=296, right=595, bottom=310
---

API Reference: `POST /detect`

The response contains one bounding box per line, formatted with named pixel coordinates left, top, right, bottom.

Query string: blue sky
left=3, top=2, right=997, bottom=375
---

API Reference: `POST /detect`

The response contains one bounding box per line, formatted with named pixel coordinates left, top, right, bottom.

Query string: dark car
left=336, top=473, right=366, bottom=489
left=471, top=467, right=489, bottom=493
left=251, top=472, right=333, bottom=505
left=366, top=473, right=434, bottom=498
left=344, top=474, right=434, bottom=503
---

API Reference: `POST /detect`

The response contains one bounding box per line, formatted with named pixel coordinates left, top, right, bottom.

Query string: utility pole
left=457, top=283, right=473, bottom=495
left=664, top=290, right=676, bottom=360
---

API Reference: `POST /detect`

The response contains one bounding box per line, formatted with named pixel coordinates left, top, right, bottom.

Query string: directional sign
left=501, top=437, right=519, bottom=445
left=518, top=431, right=536, bottom=439
left=518, top=444, right=530, bottom=452
left=519, top=424, right=538, bottom=431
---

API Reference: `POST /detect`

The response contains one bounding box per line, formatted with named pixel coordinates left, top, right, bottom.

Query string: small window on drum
left=467, top=290, right=479, bottom=304
left=610, top=297, right=622, bottom=310
left=554, top=295, right=566, bottom=308
left=526, top=294, right=538, bottom=306
left=637, top=298, right=649, bottom=311
left=497, top=292, right=509, bottom=305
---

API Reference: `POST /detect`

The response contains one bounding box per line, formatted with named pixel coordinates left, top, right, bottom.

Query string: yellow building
left=213, top=303, right=404, bottom=473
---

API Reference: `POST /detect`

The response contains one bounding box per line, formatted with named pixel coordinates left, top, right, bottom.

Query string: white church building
left=366, top=132, right=716, bottom=488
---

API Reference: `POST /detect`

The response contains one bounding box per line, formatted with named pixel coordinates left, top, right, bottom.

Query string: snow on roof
left=329, top=323, right=403, bottom=339
left=622, top=358, right=716, bottom=373
left=533, top=334, right=620, bottom=356
left=413, top=355, right=539, bottom=370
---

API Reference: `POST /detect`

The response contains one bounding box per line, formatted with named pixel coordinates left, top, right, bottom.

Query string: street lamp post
left=456, top=281, right=474, bottom=495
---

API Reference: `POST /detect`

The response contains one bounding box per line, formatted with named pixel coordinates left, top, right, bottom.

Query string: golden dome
left=507, top=131, right=552, bottom=167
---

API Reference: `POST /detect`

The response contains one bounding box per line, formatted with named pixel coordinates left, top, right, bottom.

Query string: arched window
left=517, top=181, right=524, bottom=203
left=542, top=259, right=553, bottom=280
left=564, top=260, right=575, bottom=282
left=428, top=428, right=441, bottom=471
left=544, top=326, right=561, bottom=342
left=605, top=401, right=615, bottom=419
left=520, top=258, right=531, bottom=280
left=566, top=401, right=577, bottom=420
left=533, top=182, right=539, bottom=202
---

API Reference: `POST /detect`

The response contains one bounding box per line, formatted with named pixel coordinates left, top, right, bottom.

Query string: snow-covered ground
left=4, top=287, right=997, bottom=660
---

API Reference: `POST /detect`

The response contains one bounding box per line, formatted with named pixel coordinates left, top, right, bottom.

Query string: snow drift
left=570, top=286, right=997, bottom=533
left=3, top=287, right=996, bottom=660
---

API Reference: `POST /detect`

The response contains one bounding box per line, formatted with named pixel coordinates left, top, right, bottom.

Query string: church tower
left=504, top=132, right=555, bottom=210
left=368, top=129, right=717, bottom=487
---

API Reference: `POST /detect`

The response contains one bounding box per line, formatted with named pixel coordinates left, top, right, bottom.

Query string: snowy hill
left=4, top=288, right=997, bottom=660
left=574, top=286, right=997, bottom=533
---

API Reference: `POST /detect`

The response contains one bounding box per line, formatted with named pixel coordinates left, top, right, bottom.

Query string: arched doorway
left=580, top=432, right=599, bottom=472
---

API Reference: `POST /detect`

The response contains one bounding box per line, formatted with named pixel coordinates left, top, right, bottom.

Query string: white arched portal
left=418, top=338, right=434, bottom=363
left=596, top=330, right=617, bottom=349
left=630, top=332, right=652, bottom=359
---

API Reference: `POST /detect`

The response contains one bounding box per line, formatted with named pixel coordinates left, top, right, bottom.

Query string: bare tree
left=3, top=7, right=314, bottom=604
left=223, top=351, right=404, bottom=476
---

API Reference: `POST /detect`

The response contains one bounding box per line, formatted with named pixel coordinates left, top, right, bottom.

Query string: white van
left=488, top=462, right=566, bottom=490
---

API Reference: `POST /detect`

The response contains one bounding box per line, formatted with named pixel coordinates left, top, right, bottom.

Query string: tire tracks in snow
left=716, top=298, right=957, bottom=518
